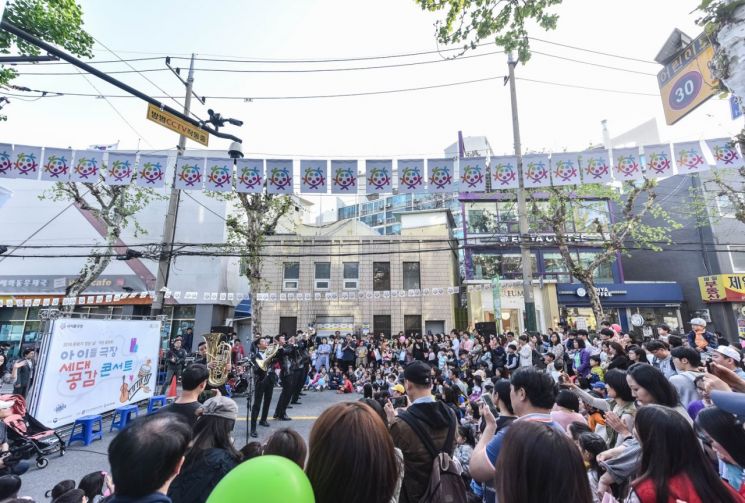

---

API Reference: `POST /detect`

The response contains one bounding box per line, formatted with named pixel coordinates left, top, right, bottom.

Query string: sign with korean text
left=698, top=274, right=745, bottom=302
left=146, top=104, right=209, bottom=146
left=657, top=33, right=718, bottom=125
left=30, top=319, right=160, bottom=426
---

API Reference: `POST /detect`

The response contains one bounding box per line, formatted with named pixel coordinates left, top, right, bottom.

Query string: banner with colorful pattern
left=549, top=153, right=581, bottom=186
left=674, top=141, right=709, bottom=174
left=366, top=160, right=393, bottom=193
left=642, top=144, right=674, bottom=180
left=706, top=138, right=742, bottom=170
left=299, top=160, right=328, bottom=194
left=612, top=148, right=644, bottom=181
left=234, top=159, right=264, bottom=194
left=397, top=159, right=426, bottom=194
left=490, top=156, right=519, bottom=190
left=40, top=148, right=73, bottom=182
left=266, top=159, right=294, bottom=195
left=70, top=150, right=104, bottom=183
left=459, top=157, right=487, bottom=192
left=10, top=144, right=43, bottom=180
left=522, top=154, right=551, bottom=188
left=204, top=158, right=233, bottom=193
left=135, top=155, right=167, bottom=188
left=174, top=157, right=205, bottom=190
left=427, top=158, right=457, bottom=192
left=104, top=153, right=136, bottom=186
left=581, top=150, right=613, bottom=184
left=330, top=160, right=357, bottom=194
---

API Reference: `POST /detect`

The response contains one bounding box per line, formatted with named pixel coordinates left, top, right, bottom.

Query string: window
left=717, top=195, right=738, bottom=218
left=283, top=262, right=299, bottom=290
left=403, top=262, right=421, bottom=290
left=343, top=262, right=359, bottom=289
left=466, top=202, right=498, bottom=234
left=730, top=246, right=745, bottom=272
left=572, top=200, right=610, bottom=234
left=315, top=262, right=331, bottom=290
left=471, top=253, right=537, bottom=280
left=373, top=315, right=392, bottom=339
left=543, top=252, right=571, bottom=283
left=373, top=262, right=390, bottom=291
left=279, top=317, right=297, bottom=337
left=578, top=252, right=614, bottom=283
left=404, top=315, right=422, bottom=338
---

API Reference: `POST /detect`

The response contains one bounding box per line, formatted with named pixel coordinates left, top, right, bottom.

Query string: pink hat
left=611, top=324, right=622, bottom=334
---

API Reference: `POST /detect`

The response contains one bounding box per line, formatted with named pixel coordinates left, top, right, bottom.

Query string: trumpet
left=256, top=343, right=281, bottom=373
left=203, top=332, right=232, bottom=387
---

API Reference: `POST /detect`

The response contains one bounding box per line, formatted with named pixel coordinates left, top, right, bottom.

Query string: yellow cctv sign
left=146, top=104, right=209, bottom=146
left=657, top=33, right=718, bottom=125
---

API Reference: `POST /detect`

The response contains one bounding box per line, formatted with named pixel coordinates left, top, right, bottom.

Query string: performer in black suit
left=250, top=336, right=276, bottom=437
left=272, top=334, right=295, bottom=421
left=291, top=330, right=313, bottom=405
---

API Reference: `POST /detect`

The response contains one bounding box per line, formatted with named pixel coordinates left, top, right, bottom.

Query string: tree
left=528, top=180, right=680, bottom=325
left=711, top=164, right=745, bottom=223
left=0, top=0, right=94, bottom=87
left=414, top=0, right=562, bottom=61
left=41, top=181, right=164, bottom=299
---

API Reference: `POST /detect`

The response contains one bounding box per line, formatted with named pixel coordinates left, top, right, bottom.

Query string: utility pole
left=507, top=53, right=537, bottom=333
left=151, top=53, right=196, bottom=315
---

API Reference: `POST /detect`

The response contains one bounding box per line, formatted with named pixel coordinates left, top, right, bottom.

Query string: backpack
left=399, top=409, right=468, bottom=503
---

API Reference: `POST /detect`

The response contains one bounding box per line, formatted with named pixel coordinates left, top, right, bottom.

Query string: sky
left=2, top=0, right=742, bottom=207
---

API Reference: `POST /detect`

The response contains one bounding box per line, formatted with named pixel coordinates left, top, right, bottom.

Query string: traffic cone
left=167, top=375, right=178, bottom=398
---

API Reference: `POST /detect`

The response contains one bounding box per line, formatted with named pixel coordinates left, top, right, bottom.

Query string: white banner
left=490, top=156, right=519, bottom=190
left=674, top=141, right=709, bottom=174
left=174, top=157, right=205, bottom=190
left=397, top=159, right=426, bottom=193
left=135, top=154, right=167, bottom=188
left=235, top=159, right=264, bottom=193
left=366, top=160, right=393, bottom=193
left=459, top=157, right=487, bottom=192
left=30, top=319, right=160, bottom=427
left=427, top=158, right=457, bottom=192
left=522, top=154, right=551, bottom=188
left=266, top=159, right=294, bottom=195
left=104, top=152, right=137, bottom=186
left=642, top=144, right=674, bottom=179
left=612, top=147, right=644, bottom=181
left=300, top=160, right=328, bottom=194
left=705, top=137, right=743, bottom=170
left=10, top=144, right=43, bottom=180
left=549, top=153, right=581, bottom=186
left=580, top=150, right=613, bottom=184
left=0, top=143, right=11, bottom=179
left=70, top=150, right=104, bottom=183
left=204, top=157, right=233, bottom=192
left=41, top=148, right=73, bottom=182
left=330, top=160, right=357, bottom=194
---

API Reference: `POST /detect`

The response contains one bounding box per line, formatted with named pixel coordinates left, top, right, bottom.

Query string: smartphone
left=391, top=396, right=407, bottom=408
left=481, top=393, right=499, bottom=418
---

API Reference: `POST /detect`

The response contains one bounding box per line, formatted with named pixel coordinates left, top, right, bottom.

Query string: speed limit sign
left=657, top=33, right=718, bottom=125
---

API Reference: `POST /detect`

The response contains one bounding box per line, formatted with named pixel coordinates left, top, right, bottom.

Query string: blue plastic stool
left=147, top=395, right=167, bottom=414
left=110, top=404, right=139, bottom=432
left=68, top=415, right=103, bottom=446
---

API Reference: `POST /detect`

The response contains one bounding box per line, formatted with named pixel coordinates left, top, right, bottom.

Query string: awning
left=234, top=299, right=251, bottom=318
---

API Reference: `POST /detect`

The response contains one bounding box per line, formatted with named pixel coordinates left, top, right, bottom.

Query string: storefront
left=699, top=274, right=745, bottom=341
left=556, top=282, right=684, bottom=336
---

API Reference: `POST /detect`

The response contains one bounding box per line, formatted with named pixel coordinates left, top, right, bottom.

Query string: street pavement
left=20, top=388, right=357, bottom=501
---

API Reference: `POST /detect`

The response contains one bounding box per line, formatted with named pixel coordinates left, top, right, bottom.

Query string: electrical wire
left=528, top=37, right=657, bottom=65
left=515, top=77, right=659, bottom=97
left=530, top=50, right=656, bottom=77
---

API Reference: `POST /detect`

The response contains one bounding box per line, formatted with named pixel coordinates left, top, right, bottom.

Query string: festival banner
left=300, top=160, right=328, bottom=194
left=104, top=153, right=137, bottom=186
left=705, top=137, right=742, bottom=169
left=522, top=154, right=551, bottom=188
left=549, top=153, right=581, bottom=186
left=673, top=141, right=708, bottom=174
left=235, top=159, right=264, bottom=194
left=330, top=160, right=357, bottom=194
left=29, top=319, right=161, bottom=427
left=459, top=157, right=487, bottom=192
left=69, top=150, right=104, bottom=183
left=642, top=144, right=674, bottom=180
left=490, top=156, right=519, bottom=190
left=266, top=159, right=294, bottom=195
left=612, top=147, right=644, bottom=181
left=427, top=158, right=457, bottom=192
left=135, top=155, right=167, bottom=188
left=174, top=157, right=205, bottom=190
left=10, top=144, right=43, bottom=180
left=366, top=160, right=393, bottom=193
left=0, top=144, right=13, bottom=179
left=580, top=150, right=613, bottom=184
left=40, top=148, right=73, bottom=182
left=397, top=159, right=426, bottom=193
left=204, top=158, right=233, bottom=192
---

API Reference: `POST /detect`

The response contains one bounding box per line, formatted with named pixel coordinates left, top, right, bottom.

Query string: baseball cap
left=711, top=390, right=745, bottom=418
left=0, top=400, right=13, bottom=411
left=391, top=384, right=405, bottom=394
left=403, top=361, right=432, bottom=386
left=713, top=345, right=742, bottom=362
left=591, top=382, right=607, bottom=390
left=200, top=396, right=238, bottom=421
left=690, top=318, right=707, bottom=327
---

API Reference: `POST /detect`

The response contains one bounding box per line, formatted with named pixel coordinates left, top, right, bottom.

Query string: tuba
left=256, top=343, right=281, bottom=373
left=203, top=332, right=232, bottom=387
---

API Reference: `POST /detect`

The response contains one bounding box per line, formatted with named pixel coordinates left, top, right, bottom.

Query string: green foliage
left=414, top=0, right=562, bottom=61
left=0, top=0, right=94, bottom=86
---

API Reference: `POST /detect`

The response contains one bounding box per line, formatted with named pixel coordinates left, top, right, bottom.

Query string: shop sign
left=478, top=233, right=603, bottom=245
left=631, top=313, right=645, bottom=327
left=573, top=286, right=627, bottom=298
left=698, top=274, right=745, bottom=302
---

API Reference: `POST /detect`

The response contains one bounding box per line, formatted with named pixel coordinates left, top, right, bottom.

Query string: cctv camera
left=228, top=141, right=244, bottom=159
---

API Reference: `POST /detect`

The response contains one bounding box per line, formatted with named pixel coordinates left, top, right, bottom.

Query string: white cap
left=0, top=400, right=13, bottom=410
left=690, top=318, right=707, bottom=327
left=714, top=345, right=742, bottom=362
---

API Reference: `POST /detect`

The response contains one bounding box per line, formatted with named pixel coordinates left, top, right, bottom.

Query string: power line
left=530, top=50, right=656, bottom=76
left=516, top=77, right=659, bottom=97
left=529, top=37, right=658, bottom=65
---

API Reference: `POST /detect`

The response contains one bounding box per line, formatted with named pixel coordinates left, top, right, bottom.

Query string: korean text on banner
left=397, top=159, right=426, bottom=193
left=11, top=144, right=43, bottom=180
left=612, top=147, right=644, bottom=181
left=427, top=158, right=457, bottom=192
left=581, top=150, right=613, bottom=184
left=70, top=150, right=104, bottom=183
left=522, top=154, right=551, bottom=188
left=204, top=158, right=233, bottom=193
left=104, top=152, right=137, bottom=186
left=489, top=156, right=519, bottom=190
left=705, top=138, right=743, bottom=170
left=674, top=141, right=709, bottom=174
left=266, top=159, right=294, bottom=195
left=40, top=148, right=73, bottom=182
left=300, top=160, right=328, bottom=194
left=235, top=159, right=264, bottom=194
left=642, top=144, right=674, bottom=179
left=549, top=153, right=581, bottom=186
left=174, top=157, right=205, bottom=190
left=330, top=160, right=357, bottom=194
left=30, top=319, right=161, bottom=427
left=459, top=157, right=487, bottom=192
left=135, top=155, right=167, bottom=188
left=366, top=160, right=393, bottom=193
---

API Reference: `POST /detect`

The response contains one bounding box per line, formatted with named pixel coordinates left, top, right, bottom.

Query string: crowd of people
left=9, top=316, right=745, bottom=502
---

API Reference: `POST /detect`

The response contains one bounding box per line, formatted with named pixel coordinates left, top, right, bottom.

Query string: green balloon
left=207, top=455, right=315, bottom=503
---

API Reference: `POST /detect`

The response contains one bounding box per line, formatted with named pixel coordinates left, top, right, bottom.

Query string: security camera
left=228, top=141, right=244, bottom=159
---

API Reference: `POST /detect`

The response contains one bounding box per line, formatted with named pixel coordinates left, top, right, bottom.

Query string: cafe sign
left=698, top=274, right=745, bottom=302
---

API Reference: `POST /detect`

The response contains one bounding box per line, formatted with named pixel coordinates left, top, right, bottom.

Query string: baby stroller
left=0, top=394, right=65, bottom=469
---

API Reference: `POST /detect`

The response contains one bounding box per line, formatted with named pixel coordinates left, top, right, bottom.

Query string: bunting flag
left=642, top=144, right=674, bottom=179
left=174, top=157, right=205, bottom=190
left=10, top=144, right=43, bottom=180
left=705, top=137, right=743, bottom=169
left=673, top=141, right=708, bottom=174
left=330, top=160, right=357, bottom=194
left=522, top=154, right=551, bottom=188
left=549, top=153, right=581, bottom=186
left=266, top=159, right=294, bottom=194
left=235, top=159, right=264, bottom=194
left=104, top=152, right=136, bottom=186
left=0, top=144, right=13, bottom=179
left=135, top=154, right=167, bottom=188
left=300, top=160, right=328, bottom=194
left=366, top=160, right=393, bottom=193
left=580, top=150, right=613, bottom=184
left=70, top=150, right=104, bottom=183
left=459, top=157, right=487, bottom=192
left=40, top=148, right=73, bottom=182
left=397, top=159, right=426, bottom=193
left=612, top=147, right=644, bottom=181
left=427, top=158, right=457, bottom=192
left=490, top=156, right=519, bottom=190
left=204, top=158, right=233, bottom=192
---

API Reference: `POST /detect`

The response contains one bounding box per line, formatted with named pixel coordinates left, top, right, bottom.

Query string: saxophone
left=203, top=332, right=232, bottom=387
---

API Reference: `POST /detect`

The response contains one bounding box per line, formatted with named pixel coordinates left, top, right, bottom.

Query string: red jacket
left=633, top=473, right=745, bottom=503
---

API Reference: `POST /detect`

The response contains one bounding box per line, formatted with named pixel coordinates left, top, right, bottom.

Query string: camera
left=228, top=141, right=244, bottom=159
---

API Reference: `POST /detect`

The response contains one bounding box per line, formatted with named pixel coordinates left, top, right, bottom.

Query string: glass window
left=528, top=202, right=554, bottom=232
left=577, top=252, right=615, bottom=283
left=403, top=262, right=421, bottom=290
left=496, top=201, right=519, bottom=233
left=472, top=255, right=500, bottom=280
left=471, top=253, right=537, bottom=279
left=343, top=262, right=359, bottom=289
left=283, top=262, right=300, bottom=290
left=373, top=262, right=390, bottom=291
left=404, top=315, right=422, bottom=338
left=373, top=315, right=392, bottom=339
left=466, top=202, right=498, bottom=234
left=731, top=246, right=745, bottom=272
left=573, top=201, right=610, bottom=234
left=315, top=262, right=331, bottom=290
left=543, top=252, right=571, bottom=283
left=717, top=195, right=737, bottom=218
